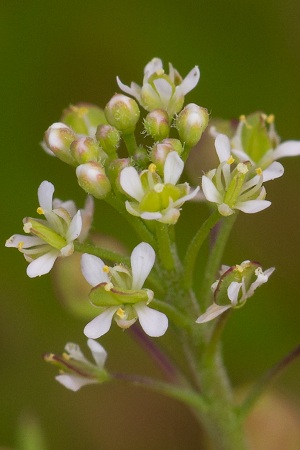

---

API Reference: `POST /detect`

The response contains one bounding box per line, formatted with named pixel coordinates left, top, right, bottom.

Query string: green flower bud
left=89, top=283, right=149, bottom=307
left=61, top=103, right=107, bottom=136
left=104, top=94, right=140, bottom=134
left=70, top=137, right=106, bottom=165
left=239, top=112, right=279, bottom=163
left=95, top=124, right=121, bottom=157
left=76, top=162, right=111, bottom=199
left=108, top=158, right=131, bottom=193
left=143, top=109, right=170, bottom=141
left=150, top=139, right=183, bottom=176
left=44, top=123, right=77, bottom=166
left=176, top=103, right=209, bottom=148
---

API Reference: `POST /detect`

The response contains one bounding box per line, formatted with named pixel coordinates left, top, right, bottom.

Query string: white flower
left=196, top=261, right=275, bottom=323
left=45, top=339, right=109, bottom=392
left=5, top=181, right=94, bottom=277
left=117, top=57, right=200, bottom=117
left=120, top=151, right=199, bottom=224
left=81, top=242, right=168, bottom=338
left=202, top=134, right=271, bottom=216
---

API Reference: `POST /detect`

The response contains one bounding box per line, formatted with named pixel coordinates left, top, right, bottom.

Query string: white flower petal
left=134, top=303, right=168, bottom=337
left=215, top=134, right=231, bottom=163
left=38, top=181, right=54, bottom=211
left=163, top=151, right=184, bottom=185
left=26, top=249, right=59, bottom=277
left=140, top=211, right=163, bottom=220
left=65, top=343, right=89, bottom=364
left=153, top=78, right=173, bottom=105
left=202, top=176, right=223, bottom=203
left=87, top=339, right=107, bottom=368
left=55, top=374, right=96, bottom=392
left=232, top=148, right=254, bottom=163
left=131, top=243, right=155, bottom=290
left=80, top=253, right=109, bottom=286
left=84, top=307, right=118, bottom=339
left=235, top=199, right=271, bottom=214
left=196, top=303, right=231, bottom=324
left=179, top=66, right=200, bottom=95
left=172, top=186, right=200, bottom=209
left=227, top=281, right=242, bottom=305
left=116, top=77, right=141, bottom=101
left=262, top=161, right=284, bottom=181
left=5, top=234, right=44, bottom=248
left=66, top=211, right=82, bottom=242
left=272, top=140, right=300, bottom=160
left=120, top=167, right=144, bottom=201
left=125, top=201, right=141, bottom=217
left=144, top=58, right=163, bottom=79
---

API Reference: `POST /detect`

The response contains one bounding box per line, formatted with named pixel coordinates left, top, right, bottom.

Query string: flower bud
left=104, top=94, right=140, bottom=134
left=44, top=123, right=77, bottom=166
left=150, top=139, right=183, bottom=176
left=107, top=158, right=131, bottom=192
left=176, top=103, right=209, bottom=148
left=61, top=103, right=107, bottom=136
left=70, top=137, right=106, bottom=165
left=143, top=109, right=170, bottom=141
left=95, top=124, right=121, bottom=157
left=76, top=162, right=111, bottom=199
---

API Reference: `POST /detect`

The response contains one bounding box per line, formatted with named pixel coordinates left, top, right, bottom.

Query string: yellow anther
left=148, top=163, right=157, bottom=173
left=116, top=307, right=126, bottom=319
left=62, top=352, right=71, bottom=361
left=256, top=167, right=263, bottom=176
left=37, top=207, right=44, bottom=215
left=239, top=115, right=252, bottom=129
left=70, top=105, right=88, bottom=117
left=104, top=282, right=113, bottom=292
left=102, top=265, right=110, bottom=273
left=235, top=264, right=244, bottom=273
left=44, top=353, right=55, bottom=362
left=237, top=163, right=248, bottom=174
left=156, top=69, right=164, bottom=76
left=266, top=114, right=275, bottom=124
left=227, top=155, right=235, bottom=165
left=17, top=241, right=24, bottom=251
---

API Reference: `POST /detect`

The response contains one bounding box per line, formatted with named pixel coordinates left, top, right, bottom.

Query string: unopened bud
left=150, top=139, right=183, bottom=176
left=95, top=124, right=121, bottom=157
left=176, top=103, right=209, bottom=147
left=70, top=137, right=106, bottom=165
left=44, top=123, right=77, bottom=166
left=76, top=162, right=111, bottom=199
left=104, top=94, right=140, bottom=134
left=61, top=103, right=107, bottom=136
left=144, top=109, right=170, bottom=141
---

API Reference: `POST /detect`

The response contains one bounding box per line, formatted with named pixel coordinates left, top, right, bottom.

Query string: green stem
left=104, top=194, right=157, bottom=250
left=74, top=241, right=130, bottom=266
left=199, top=213, right=237, bottom=310
left=239, top=343, right=300, bottom=419
left=183, top=209, right=221, bottom=289
left=123, top=132, right=138, bottom=157
left=155, top=222, right=176, bottom=271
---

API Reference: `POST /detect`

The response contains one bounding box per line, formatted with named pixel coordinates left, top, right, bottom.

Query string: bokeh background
left=1, top=1, right=300, bottom=449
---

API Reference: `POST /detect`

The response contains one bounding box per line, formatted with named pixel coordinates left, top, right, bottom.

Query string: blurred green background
left=1, top=1, right=300, bottom=449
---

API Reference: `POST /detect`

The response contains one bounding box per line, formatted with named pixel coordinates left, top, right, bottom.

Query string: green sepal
left=89, top=283, right=149, bottom=307
left=24, top=218, right=66, bottom=250
left=241, top=112, right=273, bottom=163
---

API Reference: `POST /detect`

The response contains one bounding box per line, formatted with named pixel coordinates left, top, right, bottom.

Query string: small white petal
left=196, top=303, right=231, bottom=324
left=60, top=242, right=74, bottom=257
left=172, top=185, right=200, bottom=209
left=26, top=250, right=59, bottom=277
left=87, top=339, right=107, bottom=368
left=55, top=374, right=96, bottom=392
left=202, top=176, right=223, bottom=203
left=215, top=134, right=231, bottom=163
left=66, top=211, right=82, bottom=242
left=140, top=211, right=163, bottom=220
left=153, top=78, right=173, bottom=105
left=5, top=234, right=43, bottom=248
left=144, top=58, right=163, bottom=79
left=116, top=77, right=141, bottom=101
left=232, top=148, right=253, bottom=163
left=272, top=141, right=300, bottom=160
left=131, top=243, right=155, bottom=290
left=134, top=303, right=168, bottom=337
left=65, top=343, right=89, bottom=364
left=125, top=201, right=142, bottom=217
left=227, top=281, right=242, bottom=305
left=38, top=181, right=54, bottom=211
left=80, top=254, right=109, bottom=286
left=163, top=152, right=184, bottom=185
left=120, top=167, right=144, bottom=201
left=179, top=66, right=200, bottom=95
left=235, top=199, right=271, bottom=214
left=84, top=307, right=118, bottom=339
left=262, top=162, right=284, bottom=181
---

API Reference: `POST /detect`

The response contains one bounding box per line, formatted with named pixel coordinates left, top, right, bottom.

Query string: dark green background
left=1, top=1, right=300, bottom=449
